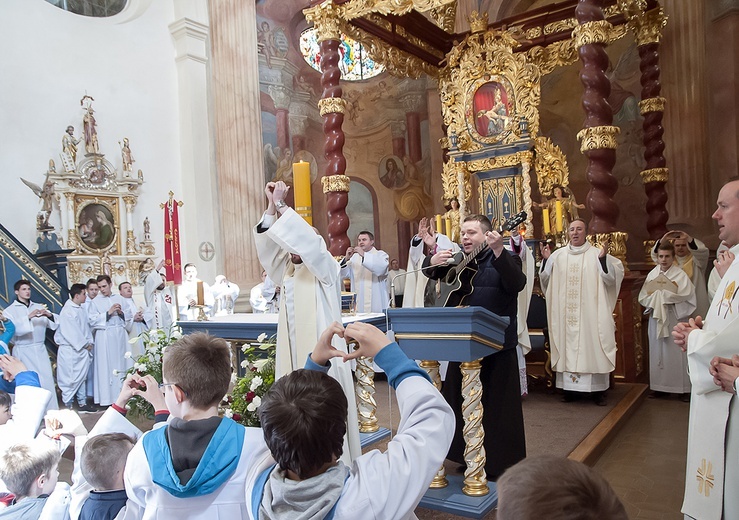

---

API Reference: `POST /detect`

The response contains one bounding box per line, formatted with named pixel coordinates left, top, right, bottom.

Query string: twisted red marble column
left=639, top=42, right=669, bottom=240
left=319, top=38, right=350, bottom=256
left=575, top=0, right=619, bottom=234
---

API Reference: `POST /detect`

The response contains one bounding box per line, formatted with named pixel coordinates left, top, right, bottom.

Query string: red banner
left=163, top=194, right=182, bottom=284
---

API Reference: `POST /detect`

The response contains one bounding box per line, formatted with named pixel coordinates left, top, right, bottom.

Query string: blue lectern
left=388, top=307, right=510, bottom=518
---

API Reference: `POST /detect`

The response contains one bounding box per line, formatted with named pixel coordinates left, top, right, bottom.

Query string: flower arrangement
left=223, top=332, right=276, bottom=427
left=120, top=325, right=182, bottom=419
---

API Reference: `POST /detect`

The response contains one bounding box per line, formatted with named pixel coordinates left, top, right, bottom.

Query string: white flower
left=124, top=351, right=132, bottom=359
left=246, top=396, right=262, bottom=412
left=253, top=358, right=269, bottom=371
left=250, top=376, right=263, bottom=391
left=112, top=369, right=120, bottom=376
left=170, top=327, right=183, bottom=340
left=134, top=363, right=146, bottom=372
left=224, top=409, right=234, bottom=419
left=257, top=333, right=268, bottom=343
left=230, top=372, right=237, bottom=384
left=240, top=360, right=249, bottom=368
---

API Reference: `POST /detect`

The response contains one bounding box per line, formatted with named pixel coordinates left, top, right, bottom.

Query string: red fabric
left=111, top=403, right=127, bottom=415
left=164, top=198, right=183, bottom=284
left=473, top=82, right=510, bottom=136
left=0, top=493, right=16, bottom=506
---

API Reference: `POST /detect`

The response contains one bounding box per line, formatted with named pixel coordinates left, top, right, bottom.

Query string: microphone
left=388, top=262, right=440, bottom=310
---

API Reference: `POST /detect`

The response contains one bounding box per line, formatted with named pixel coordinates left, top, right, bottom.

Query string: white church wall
left=0, top=0, right=218, bottom=284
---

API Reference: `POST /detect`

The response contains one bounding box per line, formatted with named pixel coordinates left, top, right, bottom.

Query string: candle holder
left=193, top=305, right=209, bottom=322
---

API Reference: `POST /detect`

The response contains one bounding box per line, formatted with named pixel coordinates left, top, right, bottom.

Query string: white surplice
left=652, top=238, right=709, bottom=317
left=54, top=299, right=93, bottom=405
left=123, top=296, right=148, bottom=361
left=177, top=279, right=214, bottom=320
left=402, top=233, right=459, bottom=309
left=341, top=248, right=389, bottom=313
left=212, top=281, right=240, bottom=316
left=540, top=242, right=624, bottom=392
left=682, top=243, right=739, bottom=520
left=88, top=294, right=131, bottom=406
left=254, top=208, right=361, bottom=463
left=143, top=270, right=174, bottom=332
left=638, top=264, right=695, bottom=394
left=4, top=300, right=59, bottom=410
left=507, top=235, right=535, bottom=396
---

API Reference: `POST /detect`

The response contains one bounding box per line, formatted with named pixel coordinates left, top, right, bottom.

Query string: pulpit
left=388, top=306, right=510, bottom=517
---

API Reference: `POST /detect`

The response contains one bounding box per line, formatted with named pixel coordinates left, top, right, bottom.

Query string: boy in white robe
left=651, top=230, right=709, bottom=316
left=87, top=276, right=131, bottom=407
left=3, top=279, right=59, bottom=411
left=340, top=231, right=389, bottom=313
left=253, top=181, right=361, bottom=463
left=82, top=279, right=99, bottom=404
left=54, top=284, right=94, bottom=411
left=245, top=321, right=454, bottom=520
left=638, top=242, right=695, bottom=398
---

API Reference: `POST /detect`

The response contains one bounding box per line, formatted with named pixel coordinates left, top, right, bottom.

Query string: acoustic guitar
left=435, top=211, right=527, bottom=308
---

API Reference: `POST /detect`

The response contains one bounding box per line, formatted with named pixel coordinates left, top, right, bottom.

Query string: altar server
left=143, top=260, right=175, bottom=332
left=340, top=231, right=389, bottom=313
left=87, top=275, right=131, bottom=406
left=254, top=180, right=361, bottom=464
left=3, top=279, right=59, bottom=410
left=55, top=283, right=94, bottom=410
left=638, top=242, right=695, bottom=398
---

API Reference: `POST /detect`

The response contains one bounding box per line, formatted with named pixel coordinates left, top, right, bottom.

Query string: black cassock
left=423, top=247, right=527, bottom=480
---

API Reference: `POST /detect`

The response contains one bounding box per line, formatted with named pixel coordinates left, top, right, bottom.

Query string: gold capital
left=576, top=125, right=621, bottom=153
left=572, top=20, right=614, bottom=49
left=321, top=174, right=351, bottom=193
left=640, top=167, right=669, bottom=183
left=318, top=97, right=347, bottom=116
left=639, top=96, right=666, bottom=115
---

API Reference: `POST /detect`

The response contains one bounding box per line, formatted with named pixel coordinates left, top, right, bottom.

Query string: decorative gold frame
left=465, top=75, right=517, bottom=145
left=74, top=195, right=120, bottom=255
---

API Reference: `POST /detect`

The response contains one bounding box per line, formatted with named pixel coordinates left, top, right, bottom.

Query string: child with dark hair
left=246, top=321, right=454, bottom=520
left=496, top=455, right=628, bottom=520
left=124, top=332, right=262, bottom=518
left=78, top=433, right=134, bottom=520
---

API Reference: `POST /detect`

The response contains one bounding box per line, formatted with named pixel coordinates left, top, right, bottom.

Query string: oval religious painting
left=77, top=202, right=116, bottom=251
left=378, top=155, right=405, bottom=190
left=466, top=75, right=516, bottom=144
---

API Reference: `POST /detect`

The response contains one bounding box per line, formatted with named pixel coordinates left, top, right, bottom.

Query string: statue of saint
left=443, top=198, right=461, bottom=243
left=62, top=126, right=81, bottom=163
left=119, top=138, right=135, bottom=175
left=534, top=185, right=586, bottom=233
left=83, top=107, right=99, bottom=154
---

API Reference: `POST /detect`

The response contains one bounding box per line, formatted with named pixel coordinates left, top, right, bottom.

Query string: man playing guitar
left=421, top=213, right=527, bottom=480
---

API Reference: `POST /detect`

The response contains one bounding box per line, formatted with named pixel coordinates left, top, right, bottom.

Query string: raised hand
left=132, top=374, right=167, bottom=412
left=539, top=241, right=552, bottom=260
left=343, top=322, right=391, bottom=360
left=485, top=230, right=504, bottom=257
left=714, top=249, right=735, bottom=278
left=599, top=236, right=611, bottom=258
left=264, top=182, right=276, bottom=204
left=0, top=354, right=27, bottom=382
left=311, top=322, right=347, bottom=366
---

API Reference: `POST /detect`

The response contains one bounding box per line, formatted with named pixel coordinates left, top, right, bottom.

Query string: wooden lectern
left=387, top=307, right=510, bottom=498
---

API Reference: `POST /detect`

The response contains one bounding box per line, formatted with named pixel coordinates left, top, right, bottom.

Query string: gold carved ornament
left=429, top=1, right=456, bottom=33
left=587, top=231, right=628, bottom=266
left=465, top=151, right=532, bottom=173
left=439, top=29, right=541, bottom=150
left=468, top=10, right=488, bottom=34
left=629, top=7, right=668, bottom=46
left=534, top=136, right=570, bottom=196
left=340, top=0, right=456, bottom=19
left=571, top=20, right=614, bottom=49
left=441, top=160, right=471, bottom=204
left=576, top=126, right=621, bottom=153
left=639, top=96, right=666, bottom=115
left=303, top=1, right=342, bottom=42
left=318, top=97, right=347, bottom=116
left=321, top=174, right=351, bottom=193
left=640, top=167, right=669, bottom=184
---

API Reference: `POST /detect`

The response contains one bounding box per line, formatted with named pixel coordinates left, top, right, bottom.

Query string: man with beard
left=143, top=259, right=174, bottom=332
left=254, top=180, right=361, bottom=464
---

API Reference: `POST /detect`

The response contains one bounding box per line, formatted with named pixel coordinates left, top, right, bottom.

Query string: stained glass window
left=299, top=28, right=385, bottom=82
left=45, top=0, right=127, bottom=17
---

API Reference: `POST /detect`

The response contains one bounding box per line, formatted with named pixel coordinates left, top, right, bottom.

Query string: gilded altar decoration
left=628, top=7, right=668, bottom=46
left=572, top=20, right=614, bottom=49
left=639, top=96, right=666, bottom=115
left=468, top=10, right=488, bottom=33
left=588, top=231, right=629, bottom=266
left=640, top=167, right=669, bottom=184
left=460, top=359, right=489, bottom=496
left=576, top=125, right=621, bottom=153
left=303, top=0, right=342, bottom=41
left=355, top=356, right=379, bottom=433
left=340, top=0, right=456, bottom=19
left=318, top=97, right=347, bottom=116
left=534, top=137, right=570, bottom=196
left=429, top=1, right=456, bottom=33
left=321, top=174, right=351, bottom=193
left=441, top=160, right=471, bottom=205
left=75, top=197, right=118, bottom=253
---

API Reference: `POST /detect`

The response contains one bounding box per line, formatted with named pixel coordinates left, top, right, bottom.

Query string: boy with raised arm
left=245, top=321, right=454, bottom=520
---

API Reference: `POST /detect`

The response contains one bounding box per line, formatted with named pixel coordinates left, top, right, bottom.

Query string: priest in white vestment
left=340, top=231, right=389, bottom=313
left=402, top=216, right=459, bottom=309
left=638, top=242, right=695, bottom=397
left=540, top=219, right=624, bottom=405
left=3, top=279, right=59, bottom=410
left=54, top=283, right=93, bottom=409
left=87, top=275, right=131, bottom=406
left=506, top=230, right=535, bottom=396
left=212, top=275, right=240, bottom=316
left=143, top=264, right=175, bottom=332
left=119, top=280, right=147, bottom=360
left=249, top=270, right=279, bottom=313
left=651, top=230, right=709, bottom=317
left=254, top=181, right=361, bottom=463
left=672, top=179, right=739, bottom=520
left=177, top=263, right=215, bottom=320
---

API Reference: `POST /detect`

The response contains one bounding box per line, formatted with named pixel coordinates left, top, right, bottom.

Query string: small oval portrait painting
left=467, top=75, right=516, bottom=143
left=78, top=203, right=116, bottom=251
left=378, top=155, right=406, bottom=190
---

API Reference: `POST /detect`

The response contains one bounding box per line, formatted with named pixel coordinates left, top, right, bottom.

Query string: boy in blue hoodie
left=123, top=332, right=262, bottom=519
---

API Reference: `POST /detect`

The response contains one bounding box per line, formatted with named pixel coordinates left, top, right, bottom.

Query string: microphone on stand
left=386, top=260, right=453, bottom=332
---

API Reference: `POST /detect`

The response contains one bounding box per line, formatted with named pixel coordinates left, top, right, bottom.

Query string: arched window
left=299, top=27, right=385, bottom=82
left=44, top=0, right=127, bottom=17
